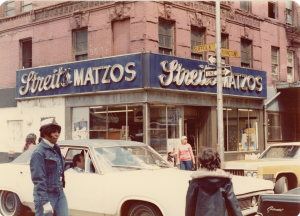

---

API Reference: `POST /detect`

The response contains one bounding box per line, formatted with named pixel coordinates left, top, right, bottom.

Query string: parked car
left=222, top=143, right=300, bottom=194
left=255, top=187, right=300, bottom=216
left=0, top=140, right=274, bottom=216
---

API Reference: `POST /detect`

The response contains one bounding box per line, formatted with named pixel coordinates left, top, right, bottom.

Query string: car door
left=63, top=148, right=105, bottom=216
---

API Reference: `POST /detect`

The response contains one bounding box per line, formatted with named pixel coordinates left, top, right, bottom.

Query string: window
left=22, top=1, right=32, bottom=12
left=221, top=34, right=229, bottom=64
left=73, top=29, right=88, bottom=61
left=113, top=19, right=130, bottom=55
left=240, top=1, right=251, bottom=12
left=286, top=1, right=293, bottom=24
left=5, top=1, right=15, bottom=17
left=20, top=39, right=32, bottom=69
left=287, top=50, right=294, bottom=82
left=268, top=1, right=277, bottom=19
left=159, top=20, right=174, bottom=55
left=271, top=46, right=279, bottom=80
left=191, top=27, right=205, bottom=60
left=65, top=148, right=96, bottom=173
left=268, top=113, right=296, bottom=141
left=241, top=38, right=252, bottom=68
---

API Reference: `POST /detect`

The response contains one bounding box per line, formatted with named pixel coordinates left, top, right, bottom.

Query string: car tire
left=0, top=191, right=26, bottom=216
left=128, top=202, right=162, bottom=216
left=274, top=176, right=288, bottom=194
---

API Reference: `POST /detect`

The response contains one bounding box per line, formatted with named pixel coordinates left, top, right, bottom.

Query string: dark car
left=255, top=187, right=300, bottom=216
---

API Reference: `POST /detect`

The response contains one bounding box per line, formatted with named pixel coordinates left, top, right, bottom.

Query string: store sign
left=16, top=53, right=267, bottom=99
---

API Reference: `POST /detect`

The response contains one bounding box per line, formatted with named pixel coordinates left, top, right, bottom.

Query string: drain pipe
left=263, top=92, right=281, bottom=150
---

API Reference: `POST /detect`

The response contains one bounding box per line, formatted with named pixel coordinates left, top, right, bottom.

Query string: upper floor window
left=22, top=1, right=33, bottom=12
left=286, top=1, right=293, bottom=24
left=287, top=50, right=294, bottom=82
left=191, top=27, right=205, bottom=60
left=268, top=1, right=277, bottom=19
left=221, top=34, right=228, bottom=64
left=241, top=38, right=251, bottom=68
left=159, top=19, right=174, bottom=56
left=240, top=1, right=250, bottom=12
left=5, top=1, right=15, bottom=17
left=20, top=39, right=32, bottom=69
left=271, top=46, right=279, bottom=80
left=73, top=29, right=88, bottom=61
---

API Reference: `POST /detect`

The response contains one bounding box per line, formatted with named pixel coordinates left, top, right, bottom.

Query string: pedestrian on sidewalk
left=30, top=119, right=69, bottom=216
left=167, top=151, right=176, bottom=167
left=22, top=133, right=37, bottom=153
left=185, top=148, right=243, bottom=216
left=177, top=136, right=195, bottom=170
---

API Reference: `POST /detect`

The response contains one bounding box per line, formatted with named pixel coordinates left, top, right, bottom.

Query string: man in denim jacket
left=30, top=119, right=69, bottom=216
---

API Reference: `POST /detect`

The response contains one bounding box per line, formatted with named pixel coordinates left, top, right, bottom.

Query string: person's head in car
left=73, top=154, right=85, bottom=170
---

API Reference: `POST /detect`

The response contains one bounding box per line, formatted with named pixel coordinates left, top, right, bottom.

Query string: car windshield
left=94, top=146, right=171, bottom=173
left=11, top=145, right=38, bottom=164
left=260, top=146, right=300, bottom=159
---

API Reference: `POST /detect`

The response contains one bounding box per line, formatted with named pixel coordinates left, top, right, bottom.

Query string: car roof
left=57, top=139, right=147, bottom=148
left=269, top=142, right=300, bottom=147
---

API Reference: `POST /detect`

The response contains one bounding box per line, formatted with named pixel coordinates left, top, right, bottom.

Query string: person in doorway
left=177, top=136, right=195, bottom=170
left=185, top=148, right=243, bottom=216
left=22, top=133, right=37, bottom=153
left=66, top=154, right=85, bottom=173
left=30, top=119, right=69, bottom=216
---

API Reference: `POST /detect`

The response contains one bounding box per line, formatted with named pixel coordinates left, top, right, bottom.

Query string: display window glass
left=90, top=106, right=107, bottom=139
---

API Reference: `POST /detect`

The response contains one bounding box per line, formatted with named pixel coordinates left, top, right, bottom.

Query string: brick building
left=0, top=1, right=299, bottom=163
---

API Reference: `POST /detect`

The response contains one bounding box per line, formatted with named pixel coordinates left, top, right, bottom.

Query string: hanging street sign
left=193, top=43, right=215, bottom=53
left=205, top=66, right=232, bottom=77
left=221, top=49, right=239, bottom=58
left=207, top=54, right=226, bottom=65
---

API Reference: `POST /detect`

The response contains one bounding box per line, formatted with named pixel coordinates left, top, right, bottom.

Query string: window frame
left=159, top=19, right=175, bottom=56
left=221, top=34, right=229, bottom=64
left=271, top=46, right=279, bottom=81
left=191, top=26, right=205, bottom=60
left=73, top=28, right=88, bottom=62
left=268, top=1, right=277, bottom=19
left=20, top=38, right=32, bottom=69
left=240, top=1, right=251, bottom=12
left=285, top=1, right=293, bottom=24
left=22, top=1, right=33, bottom=12
left=287, top=50, right=294, bottom=83
left=241, top=38, right=252, bottom=68
left=5, top=1, right=15, bottom=17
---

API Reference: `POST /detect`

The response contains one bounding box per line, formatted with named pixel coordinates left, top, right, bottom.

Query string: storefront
left=16, top=53, right=267, bottom=161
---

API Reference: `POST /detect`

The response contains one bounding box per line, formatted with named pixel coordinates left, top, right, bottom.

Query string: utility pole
left=216, top=1, right=224, bottom=161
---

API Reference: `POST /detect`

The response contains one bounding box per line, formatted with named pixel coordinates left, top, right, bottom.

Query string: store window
left=73, top=28, right=88, bottom=61
left=287, top=50, right=294, bottom=83
left=20, top=39, right=32, bottom=69
left=268, top=113, right=296, bottom=141
left=271, top=46, right=279, bottom=80
left=268, top=1, right=277, bottom=19
left=240, top=1, right=251, bottom=12
left=159, top=19, right=174, bottom=55
left=191, top=27, right=205, bottom=60
left=89, top=105, right=143, bottom=141
left=224, top=108, right=259, bottom=152
left=241, top=38, right=252, bottom=68
left=22, top=1, right=32, bottom=12
left=5, top=1, right=15, bottom=17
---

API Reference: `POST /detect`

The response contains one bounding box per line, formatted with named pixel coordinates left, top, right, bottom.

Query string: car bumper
left=242, top=206, right=258, bottom=215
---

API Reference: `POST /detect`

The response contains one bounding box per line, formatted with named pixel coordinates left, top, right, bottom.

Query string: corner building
left=0, top=1, right=299, bottom=163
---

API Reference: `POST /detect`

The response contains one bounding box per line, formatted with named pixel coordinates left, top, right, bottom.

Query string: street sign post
left=193, top=43, right=215, bottom=53
left=221, top=49, right=239, bottom=58
left=208, top=54, right=226, bottom=65
left=205, top=66, right=231, bottom=77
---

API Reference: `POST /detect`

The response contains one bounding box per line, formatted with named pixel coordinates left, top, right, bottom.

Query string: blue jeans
left=180, top=160, right=192, bottom=170
left=34, top=191, right=69, bottom=216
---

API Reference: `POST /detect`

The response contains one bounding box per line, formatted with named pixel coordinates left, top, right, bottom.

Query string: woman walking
left=185, top=148, right=243, bottom=216
left=177, top=136, right=195, bottom=170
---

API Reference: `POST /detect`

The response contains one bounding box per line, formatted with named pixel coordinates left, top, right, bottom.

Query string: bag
left=191, top=164, right=197, bottom=171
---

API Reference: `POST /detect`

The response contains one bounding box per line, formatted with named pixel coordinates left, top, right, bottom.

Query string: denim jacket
left=30, top=139, right=65, bottom=204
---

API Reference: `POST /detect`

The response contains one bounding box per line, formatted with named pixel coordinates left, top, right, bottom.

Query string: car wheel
left=0, top=191, right=26, bottom=216
left=128, top=202, right=162, bottom=216
left=274, top=176, right=288, bottom=194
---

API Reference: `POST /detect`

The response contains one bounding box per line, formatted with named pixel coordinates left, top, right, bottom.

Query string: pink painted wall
left=0, top=1, right=299, bottom=89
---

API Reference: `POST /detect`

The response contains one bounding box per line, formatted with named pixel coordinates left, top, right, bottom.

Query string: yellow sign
left=221, top=49, right=239, bottom=58
left=193, top=43, right=215, bottom=53
left=244, top=128, right=255, bottom=136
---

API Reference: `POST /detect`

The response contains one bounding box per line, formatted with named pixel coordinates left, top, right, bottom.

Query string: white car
left=0, top=140, right=274, bottom=216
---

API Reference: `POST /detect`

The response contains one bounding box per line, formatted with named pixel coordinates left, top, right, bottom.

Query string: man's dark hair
left=40, top=124, right=61, bottom=138
left=38, top=137, right=42, bottom=143
left=73, top=154, right=82, bottom=167
left=198, top=148, right=221, bottom=171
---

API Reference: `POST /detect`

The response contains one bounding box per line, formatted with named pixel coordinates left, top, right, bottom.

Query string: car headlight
left=251, top=196, right=257, bottom=207
left=252, top=172, right=257, bottom=178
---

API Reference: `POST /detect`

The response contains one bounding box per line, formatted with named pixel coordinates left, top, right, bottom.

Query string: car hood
left=223, top=158, right=298, bottom=170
